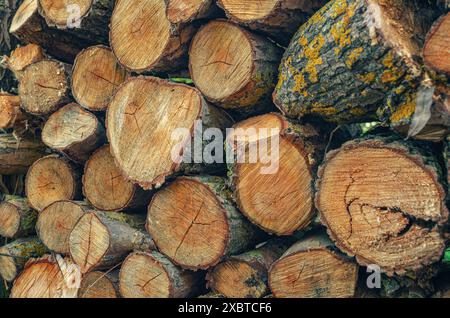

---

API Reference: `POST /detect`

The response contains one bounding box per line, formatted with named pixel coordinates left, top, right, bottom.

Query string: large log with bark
left=0, top=237, right=48, bottom=283
left=36, top=200, right=88, bottom=254
left=9, top=0, right=105, bottom=63
left=83, top=145, right=152, bottom=211
left=0, top=195, right=37, bottom=239
left=78, top=270, right=120, bottom=298
left=207, top=239, right=292, bottom=298
left=106, top=76, right=232, bottom=190
left=268, top=233, right=359, bottom=298
left=38, top=0, right=113, bottom=43
left=273, top=0, right=441, bottom=126
left=217, top=0, right=327, bottom=46
left=120, top=251, right=204, bottom=298
left=71, top=45, right=129, bottom=111
left=315, top=135, right=449, bottom=276
left=110, top=0, right=197, bottom=73
left=0, top=0, right=21, bottom=92
left=25, top=155, right=82, bottom=211
left=189, top=20, right=282, bottom=116
left=0, top=134, right=47, bottom=175
left=69, top=211, right=156, bottom=274
left=42, top=103, right=106, bottom=163
left=146, top=176, right=265, bottom=270
left=227, top=113, right=326, bottom=235
left=18, top=59, right=70, bottom=116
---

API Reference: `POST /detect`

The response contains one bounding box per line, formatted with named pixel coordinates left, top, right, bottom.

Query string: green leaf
left=169, top=77, right=194, bottom=85
left=444, top=248, right=450, bottom=263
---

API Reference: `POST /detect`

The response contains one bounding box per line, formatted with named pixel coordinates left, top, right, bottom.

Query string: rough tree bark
left=146, top=176, right=265, bottom=270
left=207, top=238, right=293, bottom=298
left=110, top=0, right=197, bottom=73
left=227, top=113, right=326, bottom=235
left=273, top=0, right=441, bottom=127
left=0, top=133, right=47, bottom=175
left=0, top=195, right=37, bottom=239
left=36, top=200, right=88, bottom=254
left=42, top=103, right=106, bottom=163
left=217, top=0, right=327, bottom=46
left=120, top=251, right=204, bottom=298
left=83, top=145, right=152, bottom=211
left=189, top=20, right=282, bottom=116
left=106, top=76, right=232, bottom=190
left=71, top=45, right=129, bottom=111
left=268, top=233, right=359, bottom=298
left=25, top=155, right=82, bottom=211
left=0, top=237, right=48, bottom=283
left=69, top=211, right=156, bottom=274
left=315, top=134, right=449, bottom=276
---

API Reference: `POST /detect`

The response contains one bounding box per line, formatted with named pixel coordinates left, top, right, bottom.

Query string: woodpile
left=0, top=0, right=449, bottom=299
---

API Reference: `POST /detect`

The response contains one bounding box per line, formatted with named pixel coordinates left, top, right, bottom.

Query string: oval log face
left=220, top=0, right=279, bottom=20
left=317, top=141, right=448, bottom=275
left=424, top=12, right=450, bottom=75
left=120, top=252, right=171, bottom=298
left=107, top=77, right=203, bottom=189
left=189, top=20, right=253, bottom=103
left=39, top=0, right=93, bottom=26
left=167, top=0, right=207, bottom=24
left=110, top=0, right=171, bottom=72
left=0, top=202, right=20, bottom=238
left=9, top=0, right=38, bottom=33
left=147, top=178, right=229, bottom=269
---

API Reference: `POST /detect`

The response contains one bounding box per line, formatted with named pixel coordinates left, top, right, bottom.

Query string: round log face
left=424, top=13, right=450, bottom=75
left=189, top=20, right=253, bottom=103
left=219, top=0, right=279, bottom=21
left=317, top=142, right=448, bottom=274
left=107, top=77, right=202, bottom=189
left=120, top=252, right=171, bottom=298
left=39, top=0, right=93, bottom=27
left=269, top=249, right=358, bottom=298
left=9, top=0, right=37, bottom=33
left=0, top=202, right=20, bottom=238
left=72, top=46, right=128, bottom=111
left=0, top=94, right=21, bottom=129
left=110, top=0, right=171, bottom=72
left=0, top=246, right=18, bottom=282
left=10, top=257, right=65, bottom=298
left=37, top=201, right=85, bottom=253
left=42, top=103, right=98, bottom=150
left=83, top=146, right=136, bottom=211
left=78, top=271, right=118, bottom=298
left=147, top=178, right=229, bottom=269
left=69, top=213, right=110, bottom=274
left=167, top=0, right=206, bottom=24
left=26, top=157, right=78, bottom=211
left=19, top=60, right=69, bottom=115
left=208, top=260, right=267, bottom=298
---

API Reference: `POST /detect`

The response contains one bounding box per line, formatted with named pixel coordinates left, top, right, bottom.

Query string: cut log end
left=147, top=177, right=229, bottom=269
left=424, top=12, right=450, bottom=75
left=167, top=0, right=212, bottom=24
left=120, top=252, right=173, bottom=298
left=42, top=103, right=105, bottom=162
left=219, top=0, right=280, bottom=21
left=0, top=202, right=21, bottom=238
left=107, top=77, right=203, bottom=189
left=69, top=212, right=110, bottom=274
left=72, top=46, right=128, bottom=111
left=36, top=200, right=86, bottom=254
left=316, top=139, right=448, bottom=275
left=0, top=93, right=21, bottom=130
left=230, top=114, right=315, bottom=235
left=39, top=0, right=93, bottom=28
left=208, top=260, right=267, bottom=298
left=189, top=20, right=253, bottom=105
left=269, top=248, right=358, bottom=298
left=78, top=271, right=119, bottom=298
left=25, top=156, right=80, bottom=211
left=9, top=0, right=38, bottom=34
left=19, top=59, right=69, bottom=116
left=2, top=44, right=45, bottom=79
left=83, top=146, right=147, bottom=211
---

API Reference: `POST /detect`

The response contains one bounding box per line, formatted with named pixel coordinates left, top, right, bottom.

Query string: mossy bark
left=274, top=0, right=440, bottom=125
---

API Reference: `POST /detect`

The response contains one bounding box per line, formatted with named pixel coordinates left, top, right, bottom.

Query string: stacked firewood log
left=0, top=0, right=449, bottom=298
